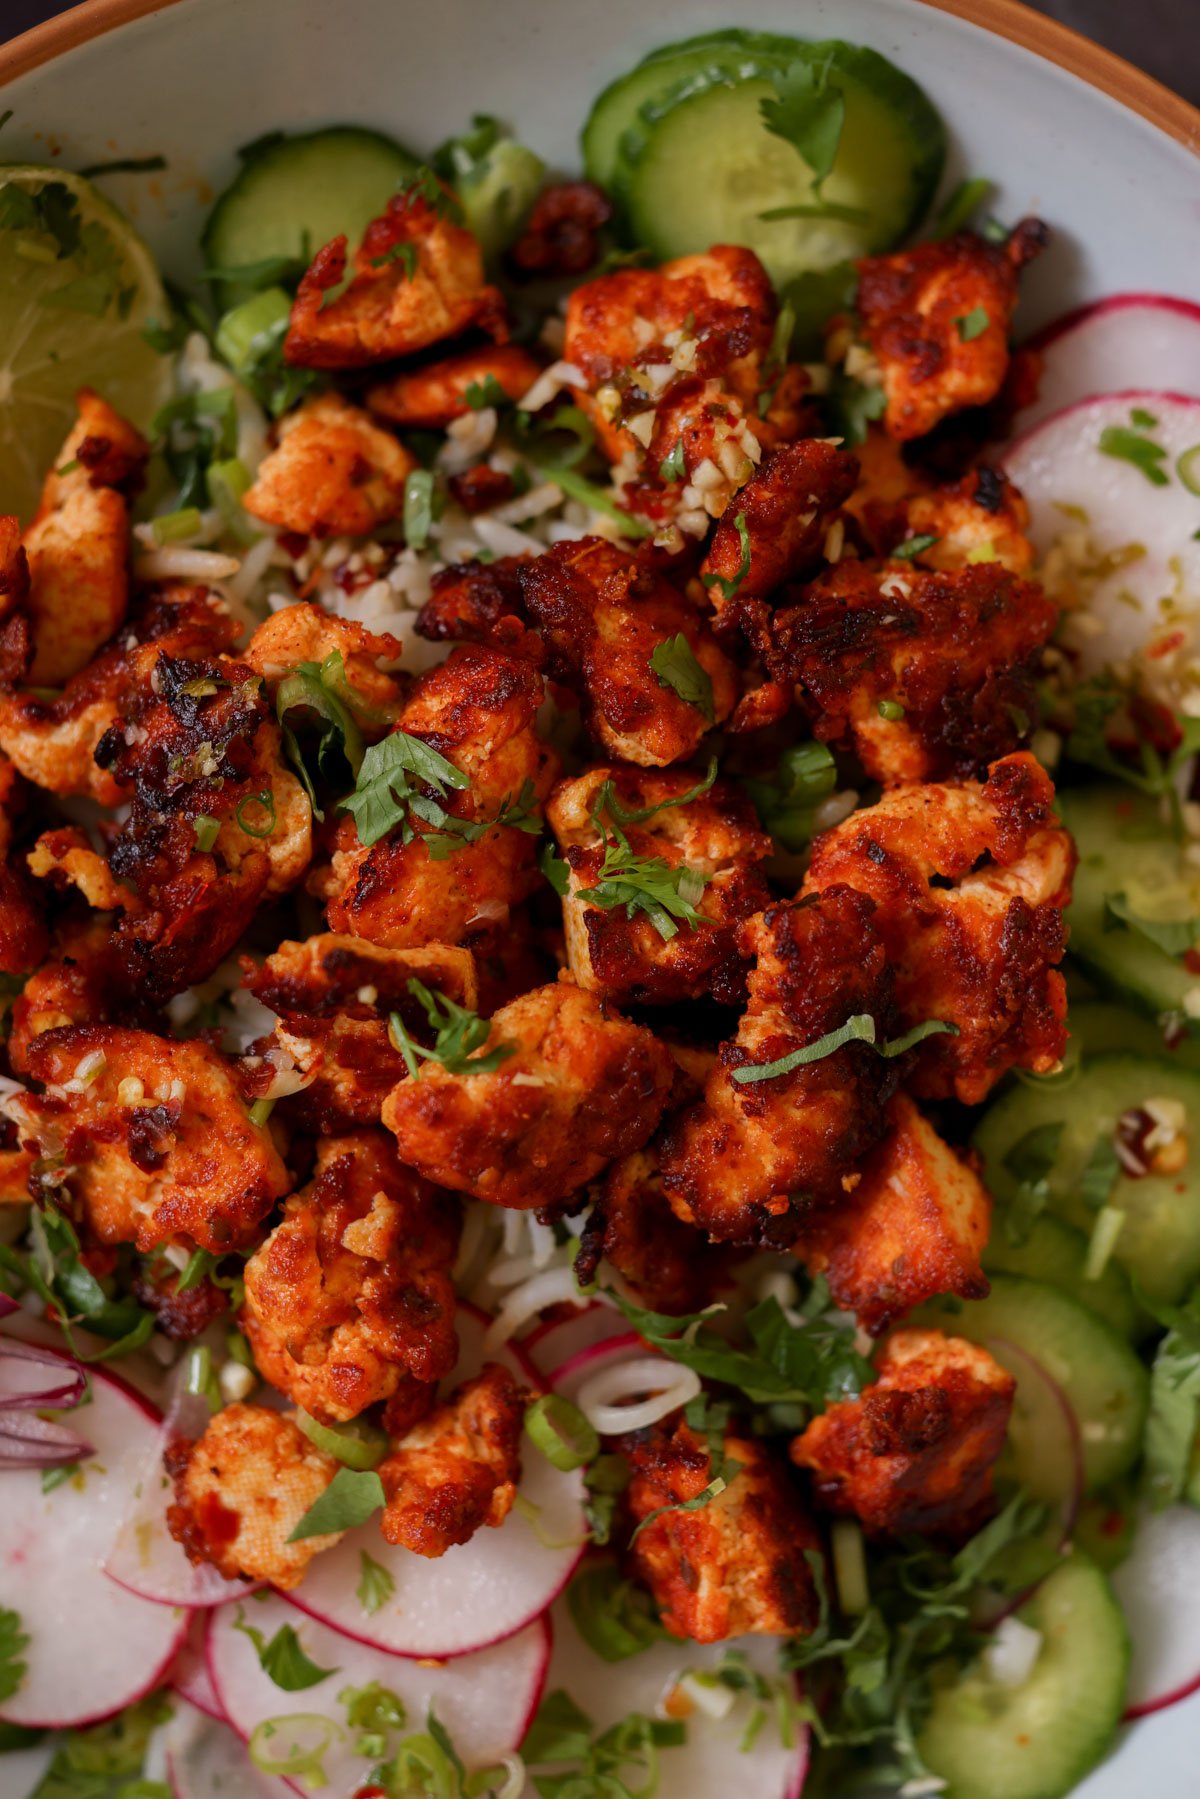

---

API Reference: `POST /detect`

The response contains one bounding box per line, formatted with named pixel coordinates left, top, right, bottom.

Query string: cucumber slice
left=202, top=126, right=420, bottom=299
left=1059, top=785, right=1200, bottom=1023
left=983, top=1211, right=1141, bottom=1341
left=973, top=1052, right=1200, bottom=1304
left=623, top=41, right=944, bottom=288
left=582, top=36, right=802, bottom=199
left=918, top=1556, right=1129, bottom=1799
left=1069, top=1000, right=1200, bottom=1072
left=919, top=1275, right=1148, bottom=1496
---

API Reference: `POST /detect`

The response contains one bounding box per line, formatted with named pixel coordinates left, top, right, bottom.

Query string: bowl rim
left=0, top=0, right=1197, bottom=155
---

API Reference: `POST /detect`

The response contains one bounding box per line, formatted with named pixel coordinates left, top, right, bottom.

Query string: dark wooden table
left=3, top=0, right=1199, bottom=105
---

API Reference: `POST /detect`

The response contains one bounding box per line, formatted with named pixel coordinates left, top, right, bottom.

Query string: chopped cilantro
left=658, top=438, right=686, bottom=483
left=760, top=58, right=846, bottom=191
left=649, top=633, right=715, bottom=724
left=891, top=533, right=939, bottom=561
left=356, top=1551, right=395, bottom=1616
left=388, top=978, right=514, bottom=1079
left=955, top=305, right=990, bottom=342
left=701, top=511, right=752, bottom=603
left=340, top=730, right=468, bottom=848
left=731, top=1014, right=957, bottom=1084
left=463, top=372, right=509, bottom=410
left=287, top=1466, right=385, bottom=1541
left=233, top=1609, right=337, bottom=1691
left=370, top=239, right=419, bottom=277
left=1098, top=424, right=1171, bottom=486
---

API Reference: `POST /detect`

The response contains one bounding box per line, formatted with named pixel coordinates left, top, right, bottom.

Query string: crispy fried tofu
left=21, top=392, right=149, bottom=685
left=0, top=754, right=49, bottom=975
left=856, top=221, right=1048, bottom=441
left=546, top=762, right=772, bottom=1006
left=242, top=1131, right=459, bottom=1422
left=378, top=1364, right=525, bottom=1556
left=624, top=1416, right=823, bottom=1642
left=799, top=1094, right=991, bottom=1334
left=576, top=1140, right=727, bottom=1314
left=243, top=394, right=415, bottom=537
left=242, top=935, right=477, bottom=1134
left=898, top=466, right=1034, bottom=576
left=699, top=439, right=858, bottom=618
left=803, top=753, right=1074, bottom=1104
left=285, top=183, right=507, bottom=369
left=517, top=539, right=738, bottom=766
left=367, top=345, right=541, bottom=428
left=244, top=603, right=407, bottom=726
left=762, top=560, right=1057, bottom=786
left=658, top=888, right=898, bottom=1244
left=166, top=1405, right=341, bottom=1589
left=27, top=825, right=136, bottom=912
left=0, top=585, right=237, bottom=804
left=382, top=979, right=675, bottom=1209
left=319, top=645, right=555, bottom=953
left=14, top=1024, right=290, bottom=1252
left=791, top=1329, right=1015, bottom=1537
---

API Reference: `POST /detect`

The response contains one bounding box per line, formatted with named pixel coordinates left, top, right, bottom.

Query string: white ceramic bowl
left=1, top=1, right=1198, bottom=1794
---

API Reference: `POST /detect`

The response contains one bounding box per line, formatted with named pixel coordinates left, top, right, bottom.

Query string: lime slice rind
left=0, top=164, right=173, bottom=523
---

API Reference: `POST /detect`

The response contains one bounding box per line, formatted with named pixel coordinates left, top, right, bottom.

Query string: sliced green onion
left=208, top=456, right=260, bottom=545
left=183, top=1344, right=221, bottom=1413
left=403, top=469, right=437, bottom=550
left=216, top=285, right=292, bottom=373
left=151, top=506, right=203, bottom=545
left=236, top=790, right=276, bottom=838
left=831, top=1518, right=869, bottom=1615
left=226, top=1328, right=256, bottom=1369
left=530, top=463, right=653, bottom=539
left=192, top=814, right=221, bottom=852
left=524, top=1393, right=599, bottom=1472
left=877, top=699, right=906, bottom=721
left=248, top=1714, right=344, bottom=1787
left=966, top=541, right=999, bottom=564
left=296, top=1409, right=388, bottom=1471
left=248, top=1097, right=275, bottom=1129
left=1084, top=1206, right=1126, bottom=1281
left=1177, top=444, right=1200, bottom=498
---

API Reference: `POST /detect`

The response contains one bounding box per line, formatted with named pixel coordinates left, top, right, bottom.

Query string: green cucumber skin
left=917, top=1274, right=1148, bottom=1494
left=202, top=125, right=419, bottom=300
left=917, top=1556, right=1129, bottom=1799
left=982, top=1210, right=1141, bottom=1340
left=1059, top=785, right=1200, bottom=1021
left=619, top=38, right=944, bottom=285
left=1068, top=1000, right=1200, bottom=1072
left=973, top=1051, right=1200, bottom=1305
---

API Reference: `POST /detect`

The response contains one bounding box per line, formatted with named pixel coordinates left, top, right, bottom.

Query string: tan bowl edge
left=0, top=0, right=1196, bottom=152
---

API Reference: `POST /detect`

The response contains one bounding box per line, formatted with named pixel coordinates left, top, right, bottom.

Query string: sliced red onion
left=986, top=1334, right=1084, bottom=1547
left=0, top=1409, right=93, bottom=1468
left=0, top=1334, right=88, bottom=1412
left=0, top=1293, right=18, bottom=1320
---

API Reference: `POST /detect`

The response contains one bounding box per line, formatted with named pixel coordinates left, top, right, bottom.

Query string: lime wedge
left=0, top=165, right=174, bottom=523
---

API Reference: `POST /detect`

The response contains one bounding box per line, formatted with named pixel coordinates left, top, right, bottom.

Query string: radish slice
left=549, top=1332, right=660, bottom=1404
left=1000, top=390, right=1200, bottom=701
left=173, top=1614, right=227, bottom=1723
left=0, top=1353, right=191, bottom=1729
left=165, top=1696, right=291, bottom=1799
left=524, top=1301, right=629, bottom=1377
left=103, top=1384, right=259, bottom=1609
left=542, top=1593, right=808, bottom=1798
left=1015, top=295, right=1200, bottom=435
left=1112, top=1504, right=1200, bottom=1717
left=207, top=1592, right=549, bottom=1794
left=286, top=1306, right=587, bottom=1659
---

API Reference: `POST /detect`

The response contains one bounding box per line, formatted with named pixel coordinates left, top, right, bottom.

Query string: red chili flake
left=1115, top=1107, right=1154, bottom=1177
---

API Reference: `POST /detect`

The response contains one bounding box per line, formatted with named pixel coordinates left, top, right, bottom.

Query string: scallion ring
left=295, top=1408, right=388, bottom=1471
left=235, top=790, right=276, bottom=838
left=524, top=1393, right=599, bottom=1472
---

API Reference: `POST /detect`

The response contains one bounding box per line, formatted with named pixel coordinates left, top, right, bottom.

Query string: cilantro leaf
left=340, top=730, right=468, bottom=848
left=701, top=512, right=752, bottom=603
left=658, top=439, right=686, bottom=482
left=954, top=306, right=990, bottom=342
left=277, top=649, right=372, bottom=818
left=0, top=1609, right=27, bottom=1704
left=649, top=634, right=715, bottom=725
left=891, top=533, right=940, bottom=561
left=1, top=1208, right=155, bottom=1362
left=1079, top=1133, right=1121, bottom=1211
left=1103, top=890, right=1200, bottom=958
left=760, top=59, right=846, bottom=191
left=288, top=1467, right=385, bottom=1541
left=464, top=372, right=510, bottom=411
left=826, top=368, right=886, bottom=445
left=388, top=978, right=514, bottom=1079
left=1098, top=425, right=1171, bottom=486
left=356, top=1551, right=395, bottom=1616
left=233, top=1609, right=337, bottom=1691
left=581, top=842, right=709, bottom=942
left=742, top=741, right=838, bottom=853
left=731, top=1014, right=957, bottom=1084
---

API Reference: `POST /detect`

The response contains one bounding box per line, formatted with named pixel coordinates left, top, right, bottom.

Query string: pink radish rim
left=547, top=1331, right=653, bottom=1394
left=104, top=1556, right=261, bottom=1611
left=1026, top=292, right=1200, bottom=353
left=522, top=1298, right=607, bottom=1354
left=986, top=1335, right=1084, bottom=1547
left=0, top=1345, right=195, bottom=1730
left=282, top=1305, right=584, bottom=1659
left=1126, top=1665, right=1200, bottom=1721
left=204, top=1606, right=553, bottom=1792
left=1002, top=386, right=1200, bottom=461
